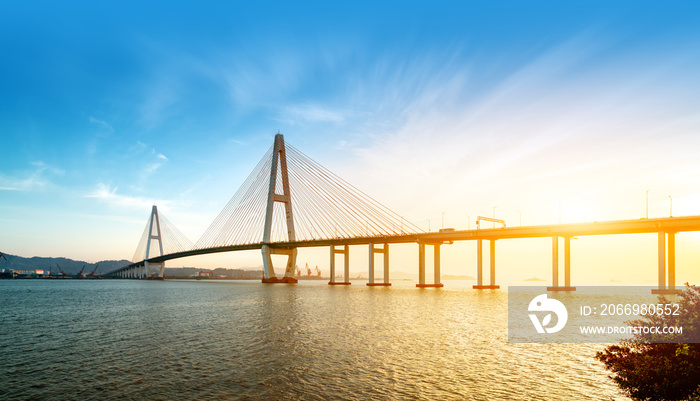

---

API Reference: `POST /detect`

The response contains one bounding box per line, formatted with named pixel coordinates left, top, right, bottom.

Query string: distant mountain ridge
left=0, top=253, right=130, bottom=275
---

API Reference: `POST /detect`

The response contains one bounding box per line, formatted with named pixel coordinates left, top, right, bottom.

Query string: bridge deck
left=108, top=215, right=700, bottom=275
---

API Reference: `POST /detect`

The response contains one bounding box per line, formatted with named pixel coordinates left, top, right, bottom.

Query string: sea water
left=0, top=279, right=628, bottom=400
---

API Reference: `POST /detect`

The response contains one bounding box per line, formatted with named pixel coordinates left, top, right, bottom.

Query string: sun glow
left=559, top=201, right=600, bottom=224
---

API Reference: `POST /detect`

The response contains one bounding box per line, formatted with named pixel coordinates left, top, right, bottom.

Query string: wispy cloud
left=125, top=141, right=170, bottom=182
left=85, top=183, right=170, bottom=210
left=0, top=161, right=64, bottom=192
left=142, top=149, right=169, bottom=179
left=219, top=51, right=305, bottom=110
left=89, top=116, right=114, bottom=134
left=324, top=33, right=700, bottom=222
left=278, top=103, right=346, bottom=124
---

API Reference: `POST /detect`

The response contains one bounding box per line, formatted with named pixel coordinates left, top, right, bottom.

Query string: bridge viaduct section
left=107, top=134, right=700, bottom=294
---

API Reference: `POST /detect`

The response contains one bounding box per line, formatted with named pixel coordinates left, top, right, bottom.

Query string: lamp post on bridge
left=669, top=195, right=673, bottom=217
left=442, top=212, right=446, bottom=230
left=466, top=214, right=470, bottom=230
left=492, top=206, right=497, bottom=228
left=646, top=189, right=650, bottom=219
left=517, top=210, right=522, bottom=226
left=426, top=218, right=431, bottom=232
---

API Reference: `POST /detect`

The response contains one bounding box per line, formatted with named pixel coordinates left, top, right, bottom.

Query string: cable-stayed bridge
left=107, top=134, right=700, bottom=293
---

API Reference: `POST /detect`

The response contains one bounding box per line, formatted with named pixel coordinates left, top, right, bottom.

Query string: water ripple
left=0, top=280, right=629, bottom=400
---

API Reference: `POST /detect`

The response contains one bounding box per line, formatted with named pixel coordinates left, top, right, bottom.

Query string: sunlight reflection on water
left=0, top=279, right=629, bottom=400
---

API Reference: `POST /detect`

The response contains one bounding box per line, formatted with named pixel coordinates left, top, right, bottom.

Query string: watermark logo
left=528, top=294, right=568, bottom=334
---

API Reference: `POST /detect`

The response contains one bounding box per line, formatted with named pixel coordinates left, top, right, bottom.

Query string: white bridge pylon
left=261, top=134, right=298, bottom=283
left=124, top=204, right=194, bottom=280
left=190, top=132, right=423, bottom=283
left=132, top=205, right=166, bottom=279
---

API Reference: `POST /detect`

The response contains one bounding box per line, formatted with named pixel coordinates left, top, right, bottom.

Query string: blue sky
left=2, top=1, right=700, bottom=276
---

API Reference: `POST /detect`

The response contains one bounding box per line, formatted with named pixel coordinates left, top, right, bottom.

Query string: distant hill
left=164, top=267, right=263, bottom=278
left=524, top=277, right=546, bottom=282
left=0, top=253, right=130, bottom=275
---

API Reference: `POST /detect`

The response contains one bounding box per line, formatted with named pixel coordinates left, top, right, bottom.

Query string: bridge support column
left=417, top=242, right=444, bottom=288
left=329, top=245, right=350, bottom=285
left=418, top=243, right=425, bottom=285
left=548, top=236, right=576, bottom=291
left=367, top=243, right=391, bottom=286
left=384, top=244, right=390, bottom=285
left=145, top=261, right=165, bottom=280
left=669, top=232, right=676, bottom=290
left=262, top=245, right=298, bottom=283
left=652, top=231, right=680, bottom=294
left=474, top=239, right=499, bottom=289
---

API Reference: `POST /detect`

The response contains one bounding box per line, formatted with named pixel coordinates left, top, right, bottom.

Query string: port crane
left=87, top=264, right=99, bottom=278
left=56, top=263, right=68, bottom=278
left=76, top=265, right=86, bottom=278
left=0, top=252, right=6, bottom=261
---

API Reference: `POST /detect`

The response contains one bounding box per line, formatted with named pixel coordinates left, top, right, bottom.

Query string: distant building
left=197, top=271, right=213, bottom=278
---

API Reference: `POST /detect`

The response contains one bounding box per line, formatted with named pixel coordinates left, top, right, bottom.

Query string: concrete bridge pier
left=547, top=236, right=576, bottom=291
left=652, top=231, right=681, bottom=294
left=329, top=245, right=351, bottom=285
left=367, top=243, right=391, bottom=286
left=417, top=242, right=444, bottom=288
left=145, top=261, right=165, bottom=280
left=473, top=239, right=499, bottom=289
left=261, top=245, right=298, bottom=283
